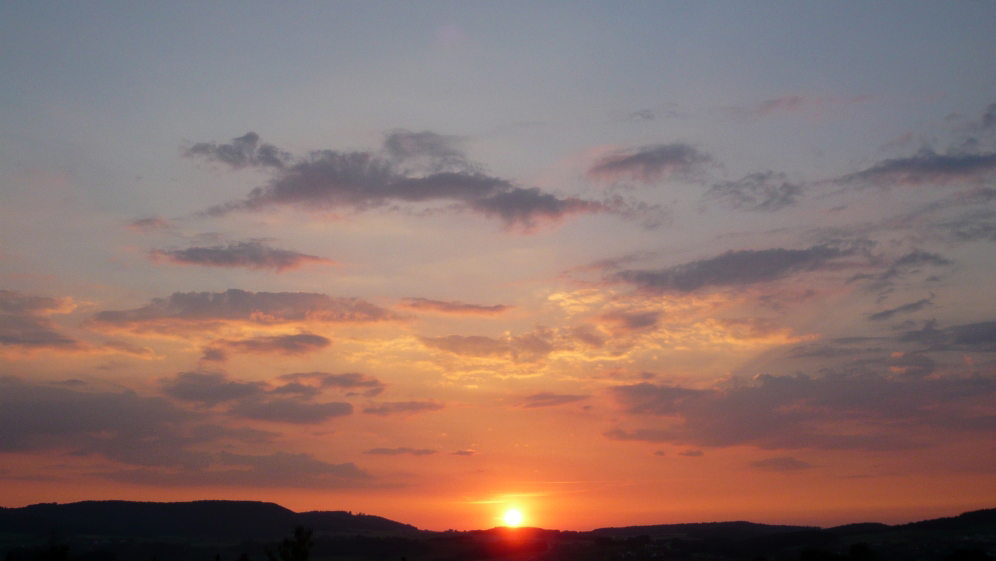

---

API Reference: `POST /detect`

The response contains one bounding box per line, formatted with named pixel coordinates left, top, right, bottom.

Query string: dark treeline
left=2, top=502, right=996, bottom=561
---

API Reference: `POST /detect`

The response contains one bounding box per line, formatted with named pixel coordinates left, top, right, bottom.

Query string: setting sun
left=503, top=509, right=524, bottom=527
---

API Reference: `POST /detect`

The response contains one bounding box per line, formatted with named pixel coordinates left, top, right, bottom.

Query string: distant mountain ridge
left=0, top=500, right=420, bottom=541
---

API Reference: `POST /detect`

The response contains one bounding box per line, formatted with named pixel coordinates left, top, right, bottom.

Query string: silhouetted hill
left=0, top=500, right=419, bottom=541
left=591, top=520, right=814, bottom=540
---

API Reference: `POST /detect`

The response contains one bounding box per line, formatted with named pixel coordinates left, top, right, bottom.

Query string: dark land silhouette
left=2, top=501, right=995, bottom=561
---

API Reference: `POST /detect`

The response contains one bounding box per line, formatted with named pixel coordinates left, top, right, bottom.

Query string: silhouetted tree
left=265, top=527, right=313, bottom=561
left=944, top=550, right=989, bottom=561
left=848, top=543, right=876, bottom=561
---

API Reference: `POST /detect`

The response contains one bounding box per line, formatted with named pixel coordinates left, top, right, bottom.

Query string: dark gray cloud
left=705, top=171, right=803, bottom=212
left=450, top=449, right=476, bottom=456
left=159, top=371, right=355, bottom=423
left=105, top=451, right=371, bottom=489
left=91, top=289, right=397, bottom=335
left=399, top=297, right=512, bottom=316
left=0, top=377, right=369, bottom=488
left=364, top=447, right=437, bottom=456
left=614, top=244, right=861, bottom=293
left=127, top=217, right=174, bottom=232
left=588, top=144, right=709, bottom=183
left=192, top=133, right=607, bottom=229
left=229, top=398, right=353, bottom=424
left=841, top=148, right=996, bottom=186
left=868, top=295, right=934, bottom=321
left=750, top=456, right=812, bottom=471
left=150, top=240, right=333, bottom=272
left=186, top=132, right=289, bottom=169
left=383, top=130, right=466, bottom=171
left=847, top=250, right=952, bottom=290
left=520, top=392, right=590, bottom=408
left=0, top=377, right=273, bottom=471
left=0, top=290, right=81, bottom=351
left=595, top=310, right=662, bottom=335
left=161, top=371, right=264, bottom=406
left=277, top=372, right=385, bottom=397
left=605, top=372, right=996, bottom=451
left=899, top=320, right=996, bottom=352
left=362, top=400, right=445, bottom=416
left=203, top=333, right=331, bottom=361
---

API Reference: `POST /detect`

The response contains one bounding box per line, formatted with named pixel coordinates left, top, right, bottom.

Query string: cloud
left=899, top=320, right=996, bottom=352
left=450, top=449, right=476, bottom=456
left=614, top=244, right=862, bottom=293
left=362, top=400, right=445, bottom=416
left=228, top=398, right=353, bottom=424
left=595, top=310, right=662, bottom=335
left=750, top=456, right=812, bottom=471
left=841, top=148, right=996, bottom=186
left=419, top=327, right=559, bottom=363
left=90, top=289, right=397, bottom=335
left=705, top=171, right=803, bottom=212
left=0, top=377, right=369, bottom=488
left=203, top=333, right=331, bottom=361
left=185, top=132, right=289, bottom=169
left=149, top=241, right=334, bottom=272
left=159, top=371, right=355, bottom=423
left=0, top=377, right=273, bottom=471
left=605, top=372, right=996, bottom=451
left=127, top=217, right=174, bottom=232
left=678, top=449, right=704, bottom=457
left=0, top=290, right=81, bottom=351
left=383, top=130, right=466, bottom=171
left=520, top=392, right=589, bottom=408
left=277, top=372, right=385, bottom=397
left=588, top=144, right=709, bottom=183
left=364, top=447, right=437, bottom=456
left=105, top=451, right=371, bottom=489
left=193, top=133, right=607, bottom=229
left=161, top=371, right=264, bottom=406
left=399, top=297, right=512, bottom=316
left=868, top=295, right=934, bottom=321
left=755, top=95, right=806, bottom=116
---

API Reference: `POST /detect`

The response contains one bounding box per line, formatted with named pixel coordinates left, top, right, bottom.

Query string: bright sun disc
left=503, top=509, right=523, bottom=527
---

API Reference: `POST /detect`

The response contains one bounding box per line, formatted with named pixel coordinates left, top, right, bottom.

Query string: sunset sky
left=3, top=2, right=996, bottom=531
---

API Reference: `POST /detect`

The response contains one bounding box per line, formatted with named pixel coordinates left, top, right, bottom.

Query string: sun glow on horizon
left=503, top=508, right=524, bottom=527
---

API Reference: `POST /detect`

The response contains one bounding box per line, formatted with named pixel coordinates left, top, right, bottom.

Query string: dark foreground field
left=2, top=501, right=995, bottom=561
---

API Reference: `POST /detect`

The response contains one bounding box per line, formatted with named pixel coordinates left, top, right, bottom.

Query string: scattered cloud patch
left=228, top=398, right=353, bottom=424
left=90, top=289, right=397, bottom=335
left=193, top=133, right=608, bottom=230
left=869, top=295, right=934, bottom=321
left=277, top=372, right=385, bottom=397
left=365, top=447, right=437, bottom=456
left=127, top=217, right=174, bottom=232
left=450, top=449, right=476, bottom=456
left=520, top=392, right=589, bottom=408
left=185, top=132, right=289, bottom=169
left=841, top=149, right=996, bottom=186
left=362, top=400, right=445, bottom=416
left=606, top=372, right=996, bottom=451
left=614, top=244, right=864, bottom=293
left=161, top=371, right=264, bottom=406
left=705, top=171, right=803, bottom=212
left=203, top=333, right=331, bottom=361
left=400, top=298, right=512, bottom=316
left=150, top=241, right=334, bottom=272
left=588, top=144, right=709, bottom=184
